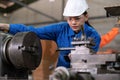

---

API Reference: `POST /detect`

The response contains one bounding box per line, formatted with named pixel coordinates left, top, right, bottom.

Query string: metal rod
left=57, top=47, right=75, bottom=51
left=24, top=16, right=116, bottom=25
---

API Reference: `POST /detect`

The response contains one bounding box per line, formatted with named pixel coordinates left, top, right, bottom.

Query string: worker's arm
left=100, top=27, right=119, bottom=48
left=100, top=20, right=120, bottom=48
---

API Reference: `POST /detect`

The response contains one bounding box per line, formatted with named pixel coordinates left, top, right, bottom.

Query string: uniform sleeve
left=9, top=23, right=62, bottom=41
left=100, top=28, right=119, bottom=48
left=85, top=25, right=101, bottom=52
left=91, top=30, right=101, bottom=52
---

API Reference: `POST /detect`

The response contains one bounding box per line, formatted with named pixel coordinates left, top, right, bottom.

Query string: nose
left=71, top=19, right=76, bottom=25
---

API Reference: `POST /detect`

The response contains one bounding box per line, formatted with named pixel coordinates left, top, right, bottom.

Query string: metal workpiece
left=0, top=31, right=42, bottom=80
left=71, top=54, right=116, bottom=66
left=70, top=53, right=120, bottom=74
left=57, top=40, right=91, bottom=51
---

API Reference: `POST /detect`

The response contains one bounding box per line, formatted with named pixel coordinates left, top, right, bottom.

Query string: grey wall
left=1, top=0, right=120, bottom=51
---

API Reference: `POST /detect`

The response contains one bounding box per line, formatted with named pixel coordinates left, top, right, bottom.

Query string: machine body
left=50, top=37, right=120, bottom=80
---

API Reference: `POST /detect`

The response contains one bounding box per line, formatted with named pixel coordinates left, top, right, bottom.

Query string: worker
left=100, top=20, right=120, bottom=48
left=0, top=0, right=101, bottom=68
left=97, top=21, right=120, bottom=54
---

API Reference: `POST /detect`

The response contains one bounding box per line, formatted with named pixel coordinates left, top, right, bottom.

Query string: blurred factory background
left=0, top=0, right=120, bottom=80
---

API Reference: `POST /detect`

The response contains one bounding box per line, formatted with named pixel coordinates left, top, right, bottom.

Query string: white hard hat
left=63, top=0, right=89, bottom=16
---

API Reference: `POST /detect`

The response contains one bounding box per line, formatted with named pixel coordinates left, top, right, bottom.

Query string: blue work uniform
left=9, top=22, right=101, bottom=68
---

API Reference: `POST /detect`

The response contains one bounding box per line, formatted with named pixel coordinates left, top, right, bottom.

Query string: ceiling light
left=0, top=1, right=15, bottom=9
left=0, top=3, right=7, bottom=9
left=3, top=13, right=8, bottom=17
left=49, top=0, right=55, bottom=2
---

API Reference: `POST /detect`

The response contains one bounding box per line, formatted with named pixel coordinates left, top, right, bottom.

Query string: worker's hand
left=0, top=23, right=10, bottom=32
left=113, top=19, right=120, bottom=34
left=114, top=19, right=120, bottom=27
left=64, top=54, right=71, bottom=62
left=87, top=37, right=96, bottom=48
left=87, top=37, right=96, bottom=54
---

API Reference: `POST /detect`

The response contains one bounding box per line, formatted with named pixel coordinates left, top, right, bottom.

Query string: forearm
left=100, top=28, right=119, bottom=48
left=9, top=24, right=36, bottom=35
left=100, top=20, right=120, bottom=48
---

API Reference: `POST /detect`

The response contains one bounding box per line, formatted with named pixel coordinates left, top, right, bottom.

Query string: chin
left=72, top=28, right=79, bottom=31
left=72, top=26, right=81, bottom=30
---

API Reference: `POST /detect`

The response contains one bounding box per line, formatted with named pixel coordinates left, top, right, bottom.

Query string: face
left=66, top=14, right=88, bottom=33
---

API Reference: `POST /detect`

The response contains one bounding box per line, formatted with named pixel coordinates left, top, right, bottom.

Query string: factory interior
left=0, top=0, right=120, bottom=80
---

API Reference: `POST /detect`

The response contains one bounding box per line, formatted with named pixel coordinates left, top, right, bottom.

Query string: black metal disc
left=7, top=32, right=42, bottom=70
